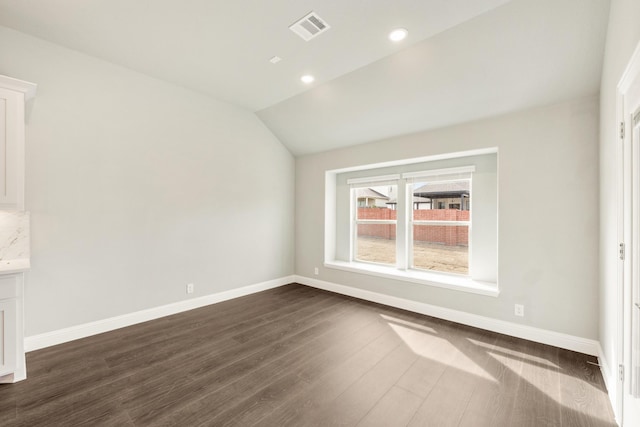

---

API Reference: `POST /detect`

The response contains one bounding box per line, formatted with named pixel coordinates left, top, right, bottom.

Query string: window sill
left=324, top=260, right=499, bottom=297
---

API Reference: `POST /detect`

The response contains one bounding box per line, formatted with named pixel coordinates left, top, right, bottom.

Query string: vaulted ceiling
left=0, top=0, right=610, bottom=155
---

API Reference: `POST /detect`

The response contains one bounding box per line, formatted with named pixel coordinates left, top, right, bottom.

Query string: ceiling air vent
left=289, top=11, right=330, bottom=41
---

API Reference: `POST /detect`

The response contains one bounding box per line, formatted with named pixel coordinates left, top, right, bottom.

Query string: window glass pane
left=356, top=224, right=396, bottom=265
left=354, top=184, right=397, bottom=265
left=412, top=224, right=468, bottom=274
left=411, top=180, right=470, bottom=217
left=356, top=185, right=397, bottom=218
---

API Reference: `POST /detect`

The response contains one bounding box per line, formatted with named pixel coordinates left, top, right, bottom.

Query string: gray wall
left=297, top=95, right=600, bottom=339
left=0, top=26, right=295, bottom=336
left=599, top=0, right=640, bottom=392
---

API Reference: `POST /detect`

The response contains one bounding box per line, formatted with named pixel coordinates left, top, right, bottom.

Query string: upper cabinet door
left=0, top=75, right=36, bottom=212
left=0, top=88, right=23, bottom=210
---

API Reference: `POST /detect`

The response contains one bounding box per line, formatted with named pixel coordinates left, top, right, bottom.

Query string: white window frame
left=325, top=149, right=498, bottom=297
left=349, top=167, right=473, bottom=275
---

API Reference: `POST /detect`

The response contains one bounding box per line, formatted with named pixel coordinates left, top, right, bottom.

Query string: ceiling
left=0, top=0, right=610, bottom=156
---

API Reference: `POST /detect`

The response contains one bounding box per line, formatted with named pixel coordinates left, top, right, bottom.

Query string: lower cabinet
left=0, top=273, right=25, bottom=383
left=0, top=298, right=17, bottom=376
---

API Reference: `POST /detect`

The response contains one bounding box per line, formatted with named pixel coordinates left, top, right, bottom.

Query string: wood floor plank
left=145, top=300, right=376, bottom=426
left=0, top=284, right=617, bottom=427
left=13, top=286, right=342, bottom=423
left=393, top=317, right=462, bottom=399
left=24, top=284, right=314, bottom=379
left=506, top=341, right=562, bottom=427
left=558, top=351, right=617, bottom=426
left=104, top=284, right=332, bottom=369
left=205, top=311, right=392, bottom=426
left=407, top=328, right=499, bottom=427
left=356, top=386, right=423, bottom=427
left=457, top=334, right=528, bottom=427
left=303, top=343, right=418, bottom=426
left=252, top=328, right=404, bottom=427
left=122, top=296, right=358, bottom=424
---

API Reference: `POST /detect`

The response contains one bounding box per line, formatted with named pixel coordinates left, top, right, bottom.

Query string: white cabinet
left=0, top=298, right=18, bottom=376
left=0, top=75, right=34, bottom=383
left=0, top=76, right=36, bottom=211
left=0, top=273, right=24, bottom=383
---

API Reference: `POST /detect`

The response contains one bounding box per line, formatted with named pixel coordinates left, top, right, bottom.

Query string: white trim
left=325, top=260, right=498, bottom=297
left=598, top=342, right=622, bottom=425
left=355, top=219, right=396, bottom=225
left=24, top=276, right=294, bottom=352
left=402, top=165, right=475, bottom=179
left=413, top=220, right=470, bottom=226
left=618, top=41, right=640, bottom=93
left=615, top=37, right=640, bottom=421
left=328, top=147, right=498, bottom=174
left=347, top=174, right=400, bottom=185
left=325, top=172, right=337, bottom=262
left=0, top=75, right=37, bottom=100
left=295, top=275, right=599, bottom=356
left=615, top=78, right=627, bottom=424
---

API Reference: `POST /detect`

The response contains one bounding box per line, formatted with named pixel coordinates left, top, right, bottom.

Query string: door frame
left=617, top=39, right=640, bottom=426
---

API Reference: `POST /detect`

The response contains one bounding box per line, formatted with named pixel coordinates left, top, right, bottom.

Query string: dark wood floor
left=0, top=284, right=616, bottom=426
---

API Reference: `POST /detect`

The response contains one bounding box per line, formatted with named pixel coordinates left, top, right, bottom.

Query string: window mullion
left=395, top=179, right=408, bottom=270
left=350, top=188, right=356, bottom=262
left=406, top=181, right=413, bottom=271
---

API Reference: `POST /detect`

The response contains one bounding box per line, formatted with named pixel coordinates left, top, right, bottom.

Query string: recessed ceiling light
left=301, top=75, right=315, bottom=84
left=269, top=56, right=282, bottom=64
left=389, top=28, right=408, bottom=42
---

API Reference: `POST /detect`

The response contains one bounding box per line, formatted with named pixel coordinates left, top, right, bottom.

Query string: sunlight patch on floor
left=486, top=352, right=615, bottom=424
left=556, top=369, right=610, bottom=394
left=385, top=320, right=496, bottom=382
left=379, top=314, right=437, bottom=334
left=468, top=338, right=560, bottom=369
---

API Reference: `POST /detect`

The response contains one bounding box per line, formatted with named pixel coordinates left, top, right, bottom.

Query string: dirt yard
left=356, top=236, right=468, bottom=275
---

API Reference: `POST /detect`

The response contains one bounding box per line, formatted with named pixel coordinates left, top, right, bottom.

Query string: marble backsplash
left=0, top=211, right=29, bottom=261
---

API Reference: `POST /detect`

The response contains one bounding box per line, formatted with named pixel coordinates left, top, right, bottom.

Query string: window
left=406, top=167, right=473, bottom=276
left=325, top=149, right=498, bottom=296
left=348, top=176, right=399, bottom=266
left=348, top=167, right=473, bottom=275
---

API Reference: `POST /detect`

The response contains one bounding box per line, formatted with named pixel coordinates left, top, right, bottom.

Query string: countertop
left=0, top=258, right=30, bottom=274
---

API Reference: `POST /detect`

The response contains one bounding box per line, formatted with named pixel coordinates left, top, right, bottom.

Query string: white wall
left=297, top=96, right=600, bottom=339
left=598, top=0, right=640, bottom=416
left=0, top=26, right=295, bottom=336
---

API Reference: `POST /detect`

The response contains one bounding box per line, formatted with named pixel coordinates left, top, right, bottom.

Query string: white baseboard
left=26, top=274, right=600, bottom=358
left=294, top=275, right=600, bottom=356
left=25, top=275, right=294, bottom=352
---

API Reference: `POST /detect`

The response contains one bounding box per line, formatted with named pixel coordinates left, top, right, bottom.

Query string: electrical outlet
left=186, top=283, right=194, bottom=294
left=514, top=304, right=524, bottom=317
left=314, top=267, right=319, bottom=275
